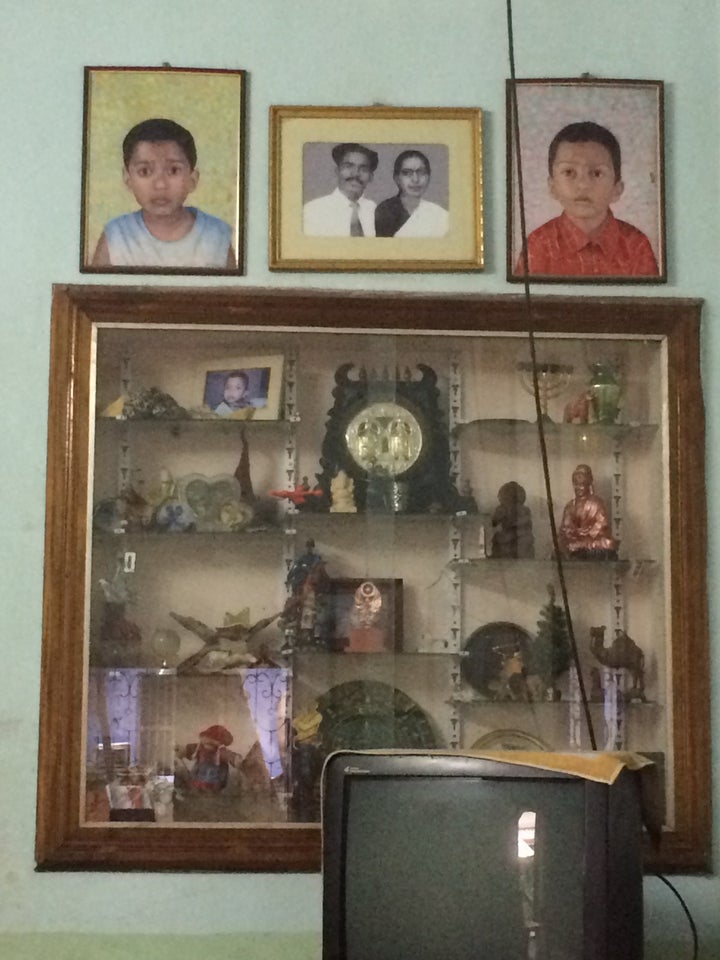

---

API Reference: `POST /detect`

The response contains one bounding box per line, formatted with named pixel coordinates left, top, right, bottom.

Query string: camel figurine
left=589, top=625, right=646, bottom=701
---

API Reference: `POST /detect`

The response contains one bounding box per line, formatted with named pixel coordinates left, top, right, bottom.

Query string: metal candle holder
left=517, top=361, right=574, bottom=422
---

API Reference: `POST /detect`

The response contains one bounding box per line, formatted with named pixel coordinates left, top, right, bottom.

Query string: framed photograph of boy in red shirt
left=506, top=78, right=666, bottom=284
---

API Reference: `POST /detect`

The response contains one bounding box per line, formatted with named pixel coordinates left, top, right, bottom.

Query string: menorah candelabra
left=517, top=361, right=573, bottom=422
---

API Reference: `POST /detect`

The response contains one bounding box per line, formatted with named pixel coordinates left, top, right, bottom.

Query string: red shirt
left=515, top=212, right=660, bottom=279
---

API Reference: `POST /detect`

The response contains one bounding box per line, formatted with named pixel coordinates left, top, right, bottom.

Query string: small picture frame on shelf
left=328, top=578, right=403, bottom=653
left=269, top=105, right=484, bottom=272
left=80, top=65, right=246, bottom=275
left=199, top=355, right=284, bottom=420
left=506, top=77, right=666, bottom=284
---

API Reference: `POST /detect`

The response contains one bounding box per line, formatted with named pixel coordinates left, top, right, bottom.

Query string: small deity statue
left=355, top=419, right=381, bottom=465
left=388, top=417, right=413, bottom=463
left=330, top=470, right=357, bottom=513
left=490, top=481, right=535, bottom=559
left=558, top=464, right=619, bottom=560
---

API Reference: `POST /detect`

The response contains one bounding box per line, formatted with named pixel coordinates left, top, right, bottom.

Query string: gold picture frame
left=269, top=105, right=483, bottom=272
left=80, top=66, right=246, bottom=276
left=198, top=354, right=284, bottom=420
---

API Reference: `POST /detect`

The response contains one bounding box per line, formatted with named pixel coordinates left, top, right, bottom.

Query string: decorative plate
left=471, top=729, right=550, bottom=751
left=461, top=621, right=533, bottom=696
left=317, top=680, right=438, bottom=753
left=345, top=401, right=423, bottom=476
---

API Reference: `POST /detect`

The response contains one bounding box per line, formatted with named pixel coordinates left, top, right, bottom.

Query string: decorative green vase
left=589, top=362, right=621, bottom=423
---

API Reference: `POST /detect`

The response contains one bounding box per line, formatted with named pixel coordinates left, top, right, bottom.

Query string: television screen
left=322, top=751, right=644, bottom=960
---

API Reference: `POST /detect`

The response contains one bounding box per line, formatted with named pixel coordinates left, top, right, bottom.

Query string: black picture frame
left=328, top=578, right=404, bottom=653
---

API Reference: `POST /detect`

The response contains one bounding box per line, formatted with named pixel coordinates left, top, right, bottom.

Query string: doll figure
left=176, top=724, right=240, bottom=793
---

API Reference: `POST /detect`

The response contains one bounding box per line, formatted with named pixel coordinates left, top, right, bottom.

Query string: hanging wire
left=505, top=0, right=596, bottom=750
left=505, top=7, right=701, bottom=954
left=651, top=873, right=699, bottom=960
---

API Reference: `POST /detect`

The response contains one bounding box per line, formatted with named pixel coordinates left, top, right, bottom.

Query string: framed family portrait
left=506, top=78, right=666, bottom=284
left=80, top=66, right=246, bottom=276
left=199, top=355, right=284, bottom=420
left=269, top=106, right=483, bottom=272
left=328, top=578, right=403, bottom=653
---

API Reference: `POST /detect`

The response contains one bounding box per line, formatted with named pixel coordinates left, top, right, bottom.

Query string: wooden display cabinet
left=36, top=285, right=710, bottom=872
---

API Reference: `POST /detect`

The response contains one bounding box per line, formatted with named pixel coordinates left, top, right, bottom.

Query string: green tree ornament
left=531, top=584, right=572, bottom=694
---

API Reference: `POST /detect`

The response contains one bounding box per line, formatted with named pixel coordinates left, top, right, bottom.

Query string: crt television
left=322, top=750, right=644, bottom=960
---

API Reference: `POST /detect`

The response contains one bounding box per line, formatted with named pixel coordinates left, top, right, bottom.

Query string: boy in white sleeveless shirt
left=91, top=118, right=235, bottom=270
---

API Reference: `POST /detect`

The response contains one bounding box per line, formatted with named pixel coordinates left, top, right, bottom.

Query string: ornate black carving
left=317, top=363, right=456, bottom=513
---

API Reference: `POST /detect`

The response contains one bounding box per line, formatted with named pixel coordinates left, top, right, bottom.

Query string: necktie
left=350, top=201, right=364, bottom=237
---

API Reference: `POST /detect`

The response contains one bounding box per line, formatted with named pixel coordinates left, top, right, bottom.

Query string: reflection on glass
left=84, top=667, right=291, bottom=825
left=518, top=808, right=536, bottom=858
left=241, top=666, right=288, bottom=780
left=518, top=810, right=538, bottom=957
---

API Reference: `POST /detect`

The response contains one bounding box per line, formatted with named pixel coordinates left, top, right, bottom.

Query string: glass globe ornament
left=151, top=628, right=181, bottom=671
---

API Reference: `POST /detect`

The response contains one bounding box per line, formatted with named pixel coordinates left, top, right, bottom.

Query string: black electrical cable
left=652, top=873, right=699, bottom=960
left=505, top=6, right=701, bottom=955
left=505, top=0, right=596, bottom=749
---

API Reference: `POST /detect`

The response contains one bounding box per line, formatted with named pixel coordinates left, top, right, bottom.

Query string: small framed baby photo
left=506, top=78, right=666, bottom=284
left=198, top=355, right=284, bottom=420
left=80, top=66, right=246, bottom=275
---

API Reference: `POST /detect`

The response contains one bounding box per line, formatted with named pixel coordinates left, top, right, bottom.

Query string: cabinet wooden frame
left=36, top=284, right=710, bottom=872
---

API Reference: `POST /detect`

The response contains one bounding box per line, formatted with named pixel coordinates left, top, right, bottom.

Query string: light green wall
left=1, top=1, right=718, bottom=957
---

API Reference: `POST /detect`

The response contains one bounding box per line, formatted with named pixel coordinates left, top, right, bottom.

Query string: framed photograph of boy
left=506, top=78, right=666, bottom=284
left=269, top=106, right=483, bottom=272
left=80, top=66, right=246, bottom=276
left=328, top=578, right=403, bottom=653
left=198, top=355, right=284, bottom=420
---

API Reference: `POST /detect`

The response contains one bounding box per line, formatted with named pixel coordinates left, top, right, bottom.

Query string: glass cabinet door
left=36, top=286, right=710, bottom=871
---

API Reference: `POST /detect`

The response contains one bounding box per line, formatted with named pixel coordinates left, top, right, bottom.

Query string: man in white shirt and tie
left=303, top=142, right=378, bottom=237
